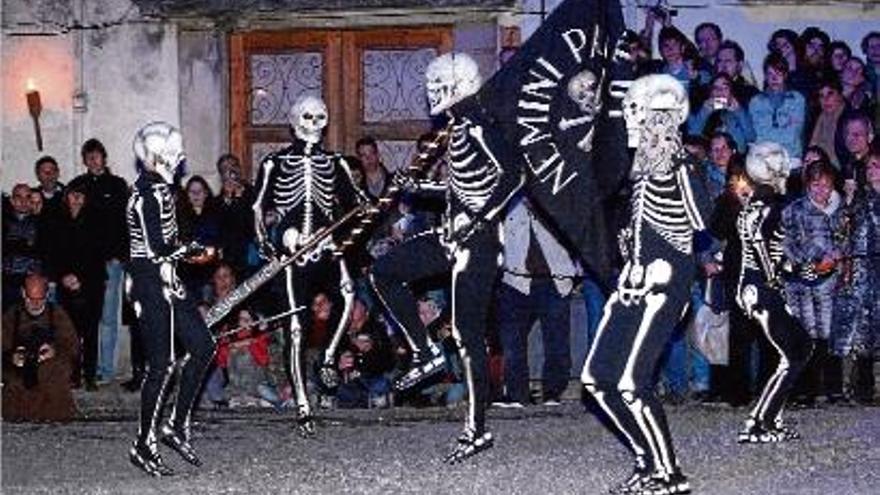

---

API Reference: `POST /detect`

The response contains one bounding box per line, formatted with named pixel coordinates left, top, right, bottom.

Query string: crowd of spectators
left=2, top=17, right=879, bottom=423
left=625, top=16, right=880, bottom=408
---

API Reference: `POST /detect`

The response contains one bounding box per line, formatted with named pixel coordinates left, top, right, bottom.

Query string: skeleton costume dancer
left=253, top=95, right=363, bottom=436
left=735, top=142, right=812, bottom=443
left=370, top=52, right=523, bottom=463
left=581, top=75, right=711, bottom=495
left=127, top=122, right=216, bottom=476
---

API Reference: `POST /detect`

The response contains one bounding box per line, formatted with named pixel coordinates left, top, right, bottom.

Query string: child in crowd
left=215, top=308, right=281, bottom=409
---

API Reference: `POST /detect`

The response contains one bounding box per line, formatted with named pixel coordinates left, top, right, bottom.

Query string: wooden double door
left=230, top=27, right=453, bottom=178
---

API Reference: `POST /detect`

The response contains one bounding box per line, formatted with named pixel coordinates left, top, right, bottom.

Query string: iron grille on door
left=230, top=27, right=452, bottom=179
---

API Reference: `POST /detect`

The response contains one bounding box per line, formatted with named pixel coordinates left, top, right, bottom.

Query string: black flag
left=472, top=0, right=631, bottom=282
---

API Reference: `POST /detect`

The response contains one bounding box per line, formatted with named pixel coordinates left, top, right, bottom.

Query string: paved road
left=2, top=396, right=880, bottom=494
left=3, top=391, right=879, bottom=495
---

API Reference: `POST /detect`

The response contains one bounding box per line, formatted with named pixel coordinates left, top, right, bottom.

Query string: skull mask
left=567, top=69, right=599, bottom=117
left=425, top=52, right=482, bottom=116
left=289, top=95, right=328, bottom=144
left=746, top=141, right=791, bottom=195
left=133, top=121, right=185, bottom=184
left=622, top=74, right=689, bottom=148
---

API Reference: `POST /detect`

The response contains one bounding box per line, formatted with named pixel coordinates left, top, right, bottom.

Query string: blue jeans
left=662, top=325, right=689, bottom=396
left=688, top=285, right=711, bottom=392
left=204, top=366, right=227, bottom=403
left=582, top=276, right=606, bottom=350
left=98, top=259, right=124, bottom=380
left=337, top=375, right=391, bottom=408
left=497, top=280, right=571, bottom=403
left=661, top=284, right=711, bottom=395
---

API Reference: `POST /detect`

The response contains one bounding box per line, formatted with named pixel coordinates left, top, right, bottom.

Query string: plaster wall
left=2, top=0, right=182, bottom=189
left=178, top=30, right=227, bottom=189
left=1, top=34, right=75, bottom=188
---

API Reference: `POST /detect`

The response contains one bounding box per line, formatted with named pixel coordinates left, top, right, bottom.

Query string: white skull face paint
left=289, top=95, right=328, bottom=144
left=567, top=69, right=599, bottom=116
left=623, top=75, right=688, bottom=178
left=425, top=52, right=482, bottom=115
left=622, top=74, right=689, bottom=149
left=746, top=141, right=791, bottom=194
left=133, top=121, right=185, bottom=184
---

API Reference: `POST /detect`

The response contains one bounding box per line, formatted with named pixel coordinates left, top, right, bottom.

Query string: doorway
left=229, top=27, right=453, bottom=178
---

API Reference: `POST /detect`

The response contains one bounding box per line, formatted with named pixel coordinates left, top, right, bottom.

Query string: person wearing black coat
left=44, top=184, right=106, bottom=390
left=68, top=138, right=129, bottom=383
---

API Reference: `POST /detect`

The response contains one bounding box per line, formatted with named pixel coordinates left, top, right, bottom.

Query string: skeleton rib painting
left=580, top=74, right=711, bottom=495
left=372, top=0, right=632, bottom=463
left=734, top=142, right=812, bottom=444
left=252, top=95, right=365, bottom=436
left=126, top=122, right=217, bottom=476
left=370, top=52, right=523, bottom=463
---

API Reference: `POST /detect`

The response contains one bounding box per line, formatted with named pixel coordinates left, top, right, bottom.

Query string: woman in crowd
left=750, top=53, right=807, bottom=165
left=841, top=56, right=875, bottom=115
left=828, top=41, right=852, bottom=76
left=44, top=183, right=106, bottom=391
left=700, top=132, right=741, bottom=203
left=217, top=307, right=281, bottom=408
left=768, top=29, right=815, bottom=98
left=177, top=175, right=221, bottom=301
left=215, top=154, right=255, bottom=276
left=202, top=262, right=239, bottom=408
left=832, top=148, right=880, bottom=405
left=808, top=79, right=847, bottom=169
left=782, top=160, right=846, bottom=406
left=688, top=73, right=755, bottom=153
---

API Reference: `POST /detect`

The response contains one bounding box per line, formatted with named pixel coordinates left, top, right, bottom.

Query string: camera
left=17, top=326, right=55, bottom=389
left=712, top=97, right=728, bottom=110
left=649, top=2, right=678, bottom=21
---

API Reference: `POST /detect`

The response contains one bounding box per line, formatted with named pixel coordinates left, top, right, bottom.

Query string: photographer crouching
left=2, top=273, right=79, bottom=422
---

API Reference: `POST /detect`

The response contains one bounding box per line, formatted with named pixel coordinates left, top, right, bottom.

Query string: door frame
left=229, top=26, right=452, bottom=178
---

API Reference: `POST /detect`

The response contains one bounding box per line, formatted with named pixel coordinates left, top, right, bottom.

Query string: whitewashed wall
left=82, top=21, right=181, bottom=183
left=2, top=0, right=181, bottom=190
left=178, top=30, right=227, bottom=190
left=1, top=33, right=75, bottom=188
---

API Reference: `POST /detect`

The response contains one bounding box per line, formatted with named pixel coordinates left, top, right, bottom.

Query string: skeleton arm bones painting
left=252, top=95, right=366, bottom=436
left=734, top=142, right=812, bottom=444
left=369, top=52, right=525, bottom=464
left=580, top=75, right=712, bottom=495
left=126, top=122, right=217, bottom=477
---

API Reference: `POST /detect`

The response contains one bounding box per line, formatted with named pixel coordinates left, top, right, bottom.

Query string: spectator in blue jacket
left=749, top=53, right=807, bottom=164
left=689, top=73, right=755, bottom=153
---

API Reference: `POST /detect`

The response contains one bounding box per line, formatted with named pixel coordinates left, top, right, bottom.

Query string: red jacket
left=216, top=329, right=270, bottom=368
